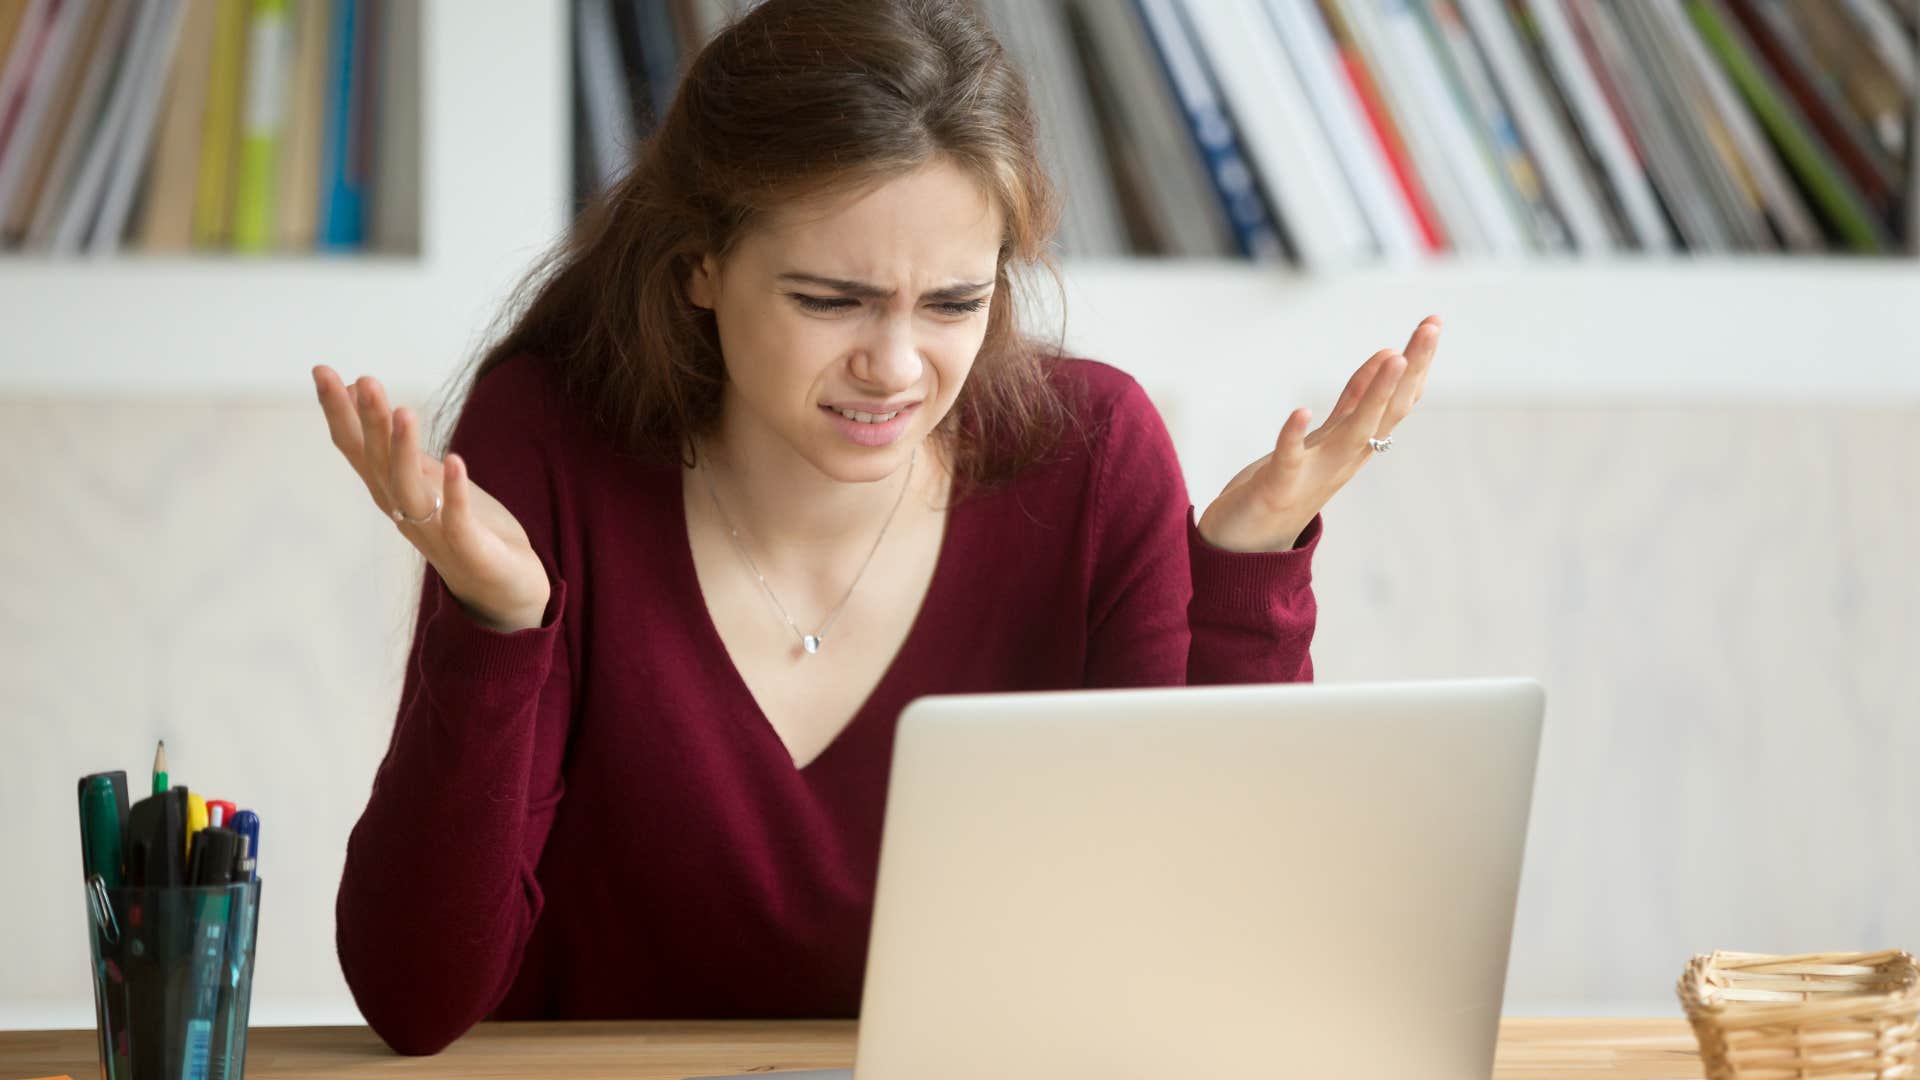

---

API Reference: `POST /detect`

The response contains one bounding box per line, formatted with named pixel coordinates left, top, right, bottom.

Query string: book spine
left=318, top=0, right=362, bottom=248
left=1132, top=0, right=1286, bottom=260
left=233, top=0, right=289, bottom=251
left=193, top=0, right=248, bottom=248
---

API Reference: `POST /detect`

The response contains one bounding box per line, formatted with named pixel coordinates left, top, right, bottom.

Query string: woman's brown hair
left=431, top=0, right=1074, bottom=496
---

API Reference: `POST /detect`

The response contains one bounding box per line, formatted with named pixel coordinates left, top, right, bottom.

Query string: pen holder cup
left=84, top=877, right=263, bottom=1080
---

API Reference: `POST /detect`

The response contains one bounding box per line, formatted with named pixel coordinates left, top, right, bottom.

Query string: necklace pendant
left=802, top=634, right=822, bottom=655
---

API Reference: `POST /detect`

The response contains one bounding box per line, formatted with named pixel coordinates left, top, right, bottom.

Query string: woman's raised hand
left=1196, top=315, right=1440, bottom=553
left=313, top=365, right=553, bottom=633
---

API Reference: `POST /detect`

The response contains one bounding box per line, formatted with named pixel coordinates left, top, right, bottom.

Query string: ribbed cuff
left=1186, top=507, right=1320, bottom=623
left=419, top=571, right=567, bottom=713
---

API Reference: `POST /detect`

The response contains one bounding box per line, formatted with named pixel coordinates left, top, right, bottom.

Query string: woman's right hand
left=314, top=365, right=553, bottom=633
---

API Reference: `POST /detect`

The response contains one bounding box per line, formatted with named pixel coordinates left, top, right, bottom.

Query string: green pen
left=83, top=776, right=124, bottom=887
left=152, top=739, right=169, bottom=796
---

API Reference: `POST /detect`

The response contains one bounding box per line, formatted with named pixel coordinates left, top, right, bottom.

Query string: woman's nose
left=851, top=318, right=925, bottom=391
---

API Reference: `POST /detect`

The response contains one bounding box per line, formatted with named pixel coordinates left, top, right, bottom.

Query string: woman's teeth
left=832, top=406, right=899, bottom=424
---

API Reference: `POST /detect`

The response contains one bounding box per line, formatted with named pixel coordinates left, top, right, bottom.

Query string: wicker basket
left=1677, top=950, right=1920, bottom=1079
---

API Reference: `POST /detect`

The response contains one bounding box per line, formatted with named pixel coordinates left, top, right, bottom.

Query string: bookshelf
left=1, top=0, right=1916, bottom=409
left=0, top=1, right=568, bottom=399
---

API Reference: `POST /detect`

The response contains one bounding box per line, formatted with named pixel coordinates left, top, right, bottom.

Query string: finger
left=1388, top=315, right=1441, bottom=417
left=1272, top=408, right=1311, bottom=473
left=355, top=376, right=395, bottom=504
left=388, top=407, right=440, bottom=526
left=1327, top=349, right=1394, bottom=423
left=441, top=452, right=484, bottom=554
left=1402, top=313, right=1442, bottom=360
left=314, top=366, right=367, bottom=467
left=1347, top=351, right=1407, bottom=454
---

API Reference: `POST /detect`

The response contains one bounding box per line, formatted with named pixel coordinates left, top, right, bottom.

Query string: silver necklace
left=699, top=446, right=917, bottom=656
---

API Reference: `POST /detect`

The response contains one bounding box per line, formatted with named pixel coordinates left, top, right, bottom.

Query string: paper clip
left=87, top=872, right=120, bottom=946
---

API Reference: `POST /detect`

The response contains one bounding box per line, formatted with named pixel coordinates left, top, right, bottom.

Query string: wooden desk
left=1, top=1018, right=1705, bottom=1078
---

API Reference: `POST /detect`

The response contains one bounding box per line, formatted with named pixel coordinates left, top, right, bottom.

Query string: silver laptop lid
left=852, top=677, right=1544, bottom=1080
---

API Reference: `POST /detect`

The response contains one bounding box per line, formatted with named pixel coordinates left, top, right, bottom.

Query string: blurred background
left=2, top=0, right=1917, bottom=1031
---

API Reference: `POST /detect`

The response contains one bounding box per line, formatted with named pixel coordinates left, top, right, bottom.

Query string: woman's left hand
left=1197, top=315, right=1441, bottom=553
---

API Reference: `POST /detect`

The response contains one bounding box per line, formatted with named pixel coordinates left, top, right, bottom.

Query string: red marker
left=205, top=800, right=238, bottom=829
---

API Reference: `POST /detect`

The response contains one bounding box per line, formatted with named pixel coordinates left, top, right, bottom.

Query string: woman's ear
left=685, top=253, right=717, bottom=311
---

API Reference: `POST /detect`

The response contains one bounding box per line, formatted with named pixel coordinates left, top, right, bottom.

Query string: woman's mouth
left=821, top=402, right=919, bottom=447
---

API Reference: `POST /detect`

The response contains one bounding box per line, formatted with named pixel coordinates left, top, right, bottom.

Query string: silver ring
left=1368, top=436, right=1393, bottom=454
left=391, top=491, right=443, bottom=525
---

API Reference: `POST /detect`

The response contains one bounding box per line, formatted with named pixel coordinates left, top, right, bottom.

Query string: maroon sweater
left=335, top=352, right=1321, bottom=1055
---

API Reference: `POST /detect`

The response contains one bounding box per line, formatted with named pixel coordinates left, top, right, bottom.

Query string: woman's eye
left=794, top=295, right=857, bottom=313
left=792, top=295, right=989, bottom=315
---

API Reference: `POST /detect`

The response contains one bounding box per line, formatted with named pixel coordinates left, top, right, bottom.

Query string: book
left=3, top=0, right=112, bottom=244
left=135, top=0, right=218, bottom=251
left=979, top=0, right=1130, bottom=257
left=1457, top=0, right=1617, bottom=253
left=0, top=0, right=53, bottom=163
left=1613, top=0, right=1773, bottom=249
left=1520, top=0, right=1675, bottom=252
left=22, top=0, right=134, bottom=247
left=369, top=0, right=416, bottom=253
left=1133, top=0, right=1286, bottom=260
left=276, top=0, right=329, bottom=249
left=0, top=0, right=94, bottom=232
left=91, top=0, right=193, bottom=252
left=1178, top=0, right=1372, bottom=267
left=1647, top=0, right=1821, bottom=250
left=0, top=0, right=32, bottom=76
left=1263, top=0, right=1424, bottom=262
left=1684, top=0, right=1892, bottom=251
left=1779, top=0, right=1907, bottom=161
left=1572, top=0, right=1733, bottom=250
left=50, top=0, right=181, bottom=252
left=1062, top=0, right=1234, bottom=257
left=233, top=0, right=293, bottom=251
left=1377, top=0, right=1529, bottom=254
left=1419, top=0, right=1561, bottom=251
left=193, top=0, right=249, bottom=248
left=1316, top=0, right=1448, bottom=252
left=317, top=0, right=368, bottom=248
left=575, top=0, right=633, bottom=194
left=1724, top=0, right=1899, bottom=218
left=631, top=0, right=683, bottom=134
left=1330, top=0, right=1483, bottom=252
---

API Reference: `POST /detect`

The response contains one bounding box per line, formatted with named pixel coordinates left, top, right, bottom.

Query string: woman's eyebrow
left=776, top=271, right=994, bottom=301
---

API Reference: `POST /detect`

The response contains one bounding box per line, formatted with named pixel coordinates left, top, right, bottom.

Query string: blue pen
left=210, top=810, right=261, bottom=1080
left=230, top=811, right=259, bottom=882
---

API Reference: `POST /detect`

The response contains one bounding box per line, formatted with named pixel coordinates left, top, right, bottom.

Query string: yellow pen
left=185, top=791, right=208, bottom=863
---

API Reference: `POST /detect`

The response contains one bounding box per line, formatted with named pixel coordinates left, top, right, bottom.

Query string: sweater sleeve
left=1083, top=373, right=1320, bottom=688
left=335, top=361, right=575, bottom=1055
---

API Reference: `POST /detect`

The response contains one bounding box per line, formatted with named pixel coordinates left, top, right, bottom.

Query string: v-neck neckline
left=671, top=459, right=962, bottom=777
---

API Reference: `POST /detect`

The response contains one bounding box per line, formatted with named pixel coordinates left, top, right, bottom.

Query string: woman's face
left=685, top=159, right=1005, bottom=484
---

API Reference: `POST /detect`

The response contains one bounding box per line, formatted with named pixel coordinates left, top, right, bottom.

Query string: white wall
left=4, top=291, right=1916, bottom=1027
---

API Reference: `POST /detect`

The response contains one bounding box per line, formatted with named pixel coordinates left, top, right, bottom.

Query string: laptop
left=692, top=677, right=1544, bottom=1080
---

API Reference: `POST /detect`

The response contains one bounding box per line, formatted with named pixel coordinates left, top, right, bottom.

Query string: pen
left=182, top=827, right=240, bottom=1080
left=78, top=772, right=131, bottom=1080
left=230, top=811, right=259, bottom=882
left=214, top=811, right=260, bottom=1080
left=151, top=740, right=168, bottom=796
left=125, top=787, right=189, bottom=1077
left=206, top=800, right=236, bottom=829
left=186, top=791, right=209, bottom=862
left=81, top=776, right=124, bottom=887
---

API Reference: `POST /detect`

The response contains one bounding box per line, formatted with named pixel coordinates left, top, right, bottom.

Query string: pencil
left=152, top=739, right=169, bottom=796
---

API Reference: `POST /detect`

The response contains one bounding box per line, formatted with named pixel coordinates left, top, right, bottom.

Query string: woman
left=317, top=0, right=1437, bottom=1056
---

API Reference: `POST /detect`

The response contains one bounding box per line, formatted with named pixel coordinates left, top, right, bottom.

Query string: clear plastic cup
left=84, top=877, right=263, bottom=1080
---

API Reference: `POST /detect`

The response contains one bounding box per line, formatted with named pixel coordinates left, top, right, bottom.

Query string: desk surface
left=1, top=1018, right=1704, bottom=1078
